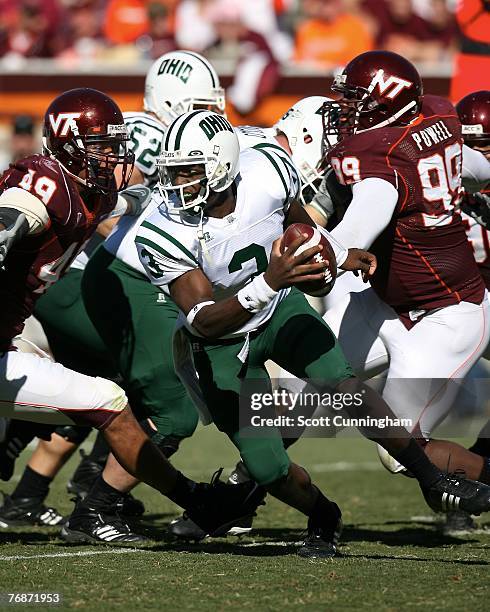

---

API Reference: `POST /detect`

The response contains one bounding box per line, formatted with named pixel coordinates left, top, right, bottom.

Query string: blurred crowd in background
left=0, top=0, right=488, bottom=170
left=0, top=0, right=458, bottom=68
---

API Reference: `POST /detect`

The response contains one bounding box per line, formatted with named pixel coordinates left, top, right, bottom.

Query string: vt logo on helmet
left=48, top=113, right=82, bottom=137
left=323, top=50, right=423, bottom=140
left=158, top=110, right=239, bottom=213
left=42, top=88, right=134, bottom=194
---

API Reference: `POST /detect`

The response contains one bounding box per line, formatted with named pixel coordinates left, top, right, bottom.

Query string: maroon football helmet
left=456, top=90, right=490, bottom=150
left=42, top=88, right=134, bottom=194
left=323, top=51, right=423, bottom=142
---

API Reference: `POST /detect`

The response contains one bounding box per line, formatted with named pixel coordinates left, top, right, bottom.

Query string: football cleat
left=422, top=472, right=490, bottom=516
left=66, top=449, right=104, bottom=499
left=298, top=503, right=343, bottom=559
left=184, top=469, right=266, bottom=539
left=110, top=493, right=145, bottom=518
left=167, top=514, right=254, bottom=541
left=67, top=450, right=145, bottom=518
left=167, top=516, right=206, bottom=542
left=60, top=505, right=148, bottom=545
left=227, top=461, right=252, bottom=485
left=0, top=494, right=65, bottom=527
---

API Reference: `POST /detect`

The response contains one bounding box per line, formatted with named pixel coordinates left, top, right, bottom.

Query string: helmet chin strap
left=355, top=100, right=418, bottom=134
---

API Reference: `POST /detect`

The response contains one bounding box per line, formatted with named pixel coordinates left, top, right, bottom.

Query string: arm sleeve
left=331, top=178, right=398, bottom=250
left=462, top=144, right=490, bottom=193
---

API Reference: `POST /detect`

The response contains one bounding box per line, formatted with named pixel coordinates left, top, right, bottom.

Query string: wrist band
left=237, top=273, right=278, bottom=313
left=187, top=300, right=215, bottom=326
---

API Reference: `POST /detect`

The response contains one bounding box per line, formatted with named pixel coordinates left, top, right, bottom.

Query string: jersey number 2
left=228, top=244, right=268, bottom=280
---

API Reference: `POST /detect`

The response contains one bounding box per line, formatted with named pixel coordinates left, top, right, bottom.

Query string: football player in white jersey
left=135, top=110, right=490, bottom=557
left=1, top=52, right=228, bottom=543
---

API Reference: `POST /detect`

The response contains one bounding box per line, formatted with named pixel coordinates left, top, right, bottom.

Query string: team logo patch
left=49, top=112, right=82, bottom=137
left=371, top=70, right=412, bottom=100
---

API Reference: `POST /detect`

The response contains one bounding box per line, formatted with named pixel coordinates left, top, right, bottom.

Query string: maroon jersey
left=328, top=95, right=485, bottom=327
left=0, top=154, right=117, bottom=350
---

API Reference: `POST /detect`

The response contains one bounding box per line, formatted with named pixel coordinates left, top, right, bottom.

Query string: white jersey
left=123, top=112, right=166, bottom=188
left=136, top=145, right=300, bottom=338
left=235, top=125, right=278, bottom=151
left=104, top=124, right=281, bottom=274
left=71, top=111, right=166, bottom=271
left=104, top=197, right=161, bottom=274
left=102, top=113, right=167, bottom=272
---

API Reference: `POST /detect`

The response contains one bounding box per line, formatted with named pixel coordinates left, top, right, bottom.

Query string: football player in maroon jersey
left=0, top=88, right=264, bottom=539
left=319, top=52, right=490, bottom=487
left=457, top=90, right=490, bottom=290
left=456, top=91, right=490, bottom=512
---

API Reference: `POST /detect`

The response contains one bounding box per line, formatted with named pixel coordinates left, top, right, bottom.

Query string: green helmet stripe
left=179, top=50, right=218, bottom=87
left=173, top=109, right=208, bottom=151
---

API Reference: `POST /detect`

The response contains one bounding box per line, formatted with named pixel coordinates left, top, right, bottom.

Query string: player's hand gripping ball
left=280, top=223, right=337, bottom=297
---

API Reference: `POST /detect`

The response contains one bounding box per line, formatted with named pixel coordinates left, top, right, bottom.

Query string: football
left=280, top=223, right=337, bottom=297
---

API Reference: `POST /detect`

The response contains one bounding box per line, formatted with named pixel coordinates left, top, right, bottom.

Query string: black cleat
left=109, top=493, right=145, bottom=518
left=0, top=494, right=65, bottom=527
left=66, top=450, right=103, bottom=499
left=298, top=503, right=342, bottom=559
left=67, top=451, right=145, bottom=518
left=0, top=420, right=54, bottom=481
left=422, top=472, right=490, bottom=516
left=167, top=516, right=206, bottom=541
left=184, top=469, right=266, bottom=539
left=167, top=513, right=254, bottom=541
left=227, top=461, right=251, bottom=485
left=60, top=505, right=148, bottom=545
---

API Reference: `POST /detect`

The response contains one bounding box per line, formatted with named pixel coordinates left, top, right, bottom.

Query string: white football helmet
left=144, top=50, right=226, bottom=127
left=158, top=110, right=240, bottom=212
left=274, top=96, right=338, bottom=204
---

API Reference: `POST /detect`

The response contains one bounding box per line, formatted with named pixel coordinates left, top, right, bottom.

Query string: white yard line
left=310, top=461, right=381, bottom=472
left=0, top=548, right=150, bottom=562
left=184, top=460, right=382, bottom=478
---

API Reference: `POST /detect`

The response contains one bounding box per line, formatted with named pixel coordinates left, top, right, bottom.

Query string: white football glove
left=307, top=170, right=336, bottom=224
left=120, top=185, right=153, bottom=216
left=0, top=213, right=27, bottom=264
left=108, top=185, right=153, bottom=219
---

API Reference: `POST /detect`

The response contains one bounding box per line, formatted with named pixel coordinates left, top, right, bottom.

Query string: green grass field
left=0, top=428, right=489, bottom=611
